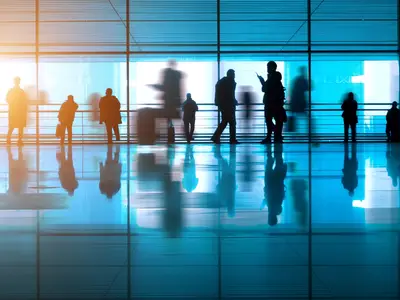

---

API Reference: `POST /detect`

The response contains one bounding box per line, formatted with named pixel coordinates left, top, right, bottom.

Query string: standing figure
left=182, top=93, right=198, bottom=142
left=99, top=145, right=122, bottom=199
left=99, top=88, right=121, bottom=144
left=386, top=101, right=400, bottom=142
left=258, top=61, right=287, bottom=144
left=57, top=145, right=78, bottom=196
left=6, top=77, right=28, bottom=145
left=58, top=95, right=79, bottom=145
left=341, top=92, right=358, bottom=143
left=211, top=69, right=239, bottom=144
left=262, top=144, right=287, bottom=226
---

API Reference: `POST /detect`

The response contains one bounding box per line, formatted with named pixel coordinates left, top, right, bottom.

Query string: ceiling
left=0, top=0, right=397, bottom=55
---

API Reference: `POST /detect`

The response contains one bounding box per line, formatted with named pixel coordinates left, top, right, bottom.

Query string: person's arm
left=195, top=102, right=199, bottom=111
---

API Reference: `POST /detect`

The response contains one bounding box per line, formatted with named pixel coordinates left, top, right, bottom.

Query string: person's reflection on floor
left=214, top=145, right=237, bottom=217
left=262, top=144, right=287, bottom=226
left=341, top=143, right=358, bottom=196
left=182, top=144, right=198, bottom=193
left=56, top=145, right=78, bottom=196
left=163, top=146, right=182, bottom=237
left=386, top=143, right=400, bottom=187
left=7, top=146, right=28, bottom=195
left=242, top=145, right=254, bottom=192
left=289, top=162, right=308, bottom=228
left=99, top=144, right=121, bottom=200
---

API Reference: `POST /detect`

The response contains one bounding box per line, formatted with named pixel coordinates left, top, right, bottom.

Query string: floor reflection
left=0, top=144, right=399, bottom=299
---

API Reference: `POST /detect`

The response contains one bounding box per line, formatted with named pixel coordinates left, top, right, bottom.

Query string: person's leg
left=212, top=111, right=228, bottom=142
left=184, top=119, right=190, bottom=141
left=351, top=123, right=356, bottom=142
left=190, top=118, right=195, bottom=140
left=67, top=124, right=73, bottom=144
left=7, top=127, right=14, bottom=144
left=113, top=125, right=120, bottom=141
left=60, top=124, right=66, bottom=145
left=105, top=123, right=113, bottom=143
left=344, top=122, right=349, bottom=142
left=18, top=127, right=24, bottom=145
left=228, top=111, right=238, bottom=143
left=274, top=120, right=284, bottom=143
left=262, top=108, right=273, bottom=143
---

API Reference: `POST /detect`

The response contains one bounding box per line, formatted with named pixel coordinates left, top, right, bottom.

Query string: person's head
left=67, top=95, right=74, bottom=102
left=267, top=61, right=277, bottom=74
left=299, top=66, right=307, bottom=76
left=14, top=77, right=21, bottom=86
left=227, top=69, right=235, bottom=79
left=186, top=93, right=191, bottom=99
left=392, top=101, right=398, bottom=109
left=106, top=88, right=112, bottom=96
left=347, top=92, right=354, bottom=101
left=168, top=59, right=177, bottom=69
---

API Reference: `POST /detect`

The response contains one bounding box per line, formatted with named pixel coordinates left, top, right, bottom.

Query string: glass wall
left=0, top=0, right=398, bottom=142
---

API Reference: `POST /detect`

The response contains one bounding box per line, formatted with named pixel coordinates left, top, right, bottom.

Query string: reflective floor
left=0, top=143, right=399, bottom=299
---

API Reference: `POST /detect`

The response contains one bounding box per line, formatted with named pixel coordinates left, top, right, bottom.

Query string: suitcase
left=287, top=116, right=296, bottom=132
left=137, top=108, right=156, bottom=145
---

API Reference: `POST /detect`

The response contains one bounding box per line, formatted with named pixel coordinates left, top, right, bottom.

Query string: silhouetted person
left=182, top=93, right=198, bottom=142
left=290, top=66, right=309, bottom=116
left=386, top=101, right=400, bottom=142
left=182, top=145, right=199, bottom=192
left=262, top=144, right=287, bottom=226
left=386, top=144, right=400, bottom=187
left=99, top=88, right=121, bottom=144
left=162, top=60, right=183, bottom=118
left=258, top=61, right=287, bottom=144
left=58, top=95, right=79, bottom=145
left=341, top=143, right=358, bottom=196
left=7, top=146, right=27, bottom=195
left=6, top=77, right=28, bottom=145
left=341, top=92, right=358, bottom=143
left=211, top=69, right=239, bottom=144
left=57, top=145, right=78, bottom=196
left=240, top=86, right=255, bottom=135
left=99, top=145, right=122, bottom=199
left=214, top=145, right=237, bottom=217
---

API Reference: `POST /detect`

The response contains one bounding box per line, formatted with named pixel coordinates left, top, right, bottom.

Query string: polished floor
left=0, top=143, right=399, bottom=299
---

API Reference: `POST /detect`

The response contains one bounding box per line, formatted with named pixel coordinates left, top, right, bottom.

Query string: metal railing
left=0, top=102, right=392, bottom=143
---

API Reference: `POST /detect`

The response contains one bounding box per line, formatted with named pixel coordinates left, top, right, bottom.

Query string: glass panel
left=220, top=0, right=308, bottom=51
left=38, top=55, right=128, bottom=141
left=311, top=0, right=397, bottom=51
left=310, top=54, right=399, bottom=139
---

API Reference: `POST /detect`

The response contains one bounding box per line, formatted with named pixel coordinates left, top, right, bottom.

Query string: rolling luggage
left=137, top=108, right=156, bottom=145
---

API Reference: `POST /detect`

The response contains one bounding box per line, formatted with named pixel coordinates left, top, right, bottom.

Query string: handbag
left=56, top=123, right=63, bottom=138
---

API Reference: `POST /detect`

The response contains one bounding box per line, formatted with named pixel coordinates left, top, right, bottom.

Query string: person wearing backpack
left=58, top=95, right=79, bottom=145
left=211, top=69, right=239, bottom=144
left=258, top=61, right=287, bottom=143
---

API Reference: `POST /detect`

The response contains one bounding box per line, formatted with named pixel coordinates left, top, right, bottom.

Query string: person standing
left=258, top=61, right=287, bottom=144
left=211, top=69, right=239, bottom=144
left=6, top=77, right=28, bottom=145
left=58, top=95, right=79, bottom=145
left=99, top=88, right=121, bottom=144
left=341, top=92, right=358, bottom=143
left=182, top=93, right=198, bottom=142
left=386, top=101, right=400, bottom=142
